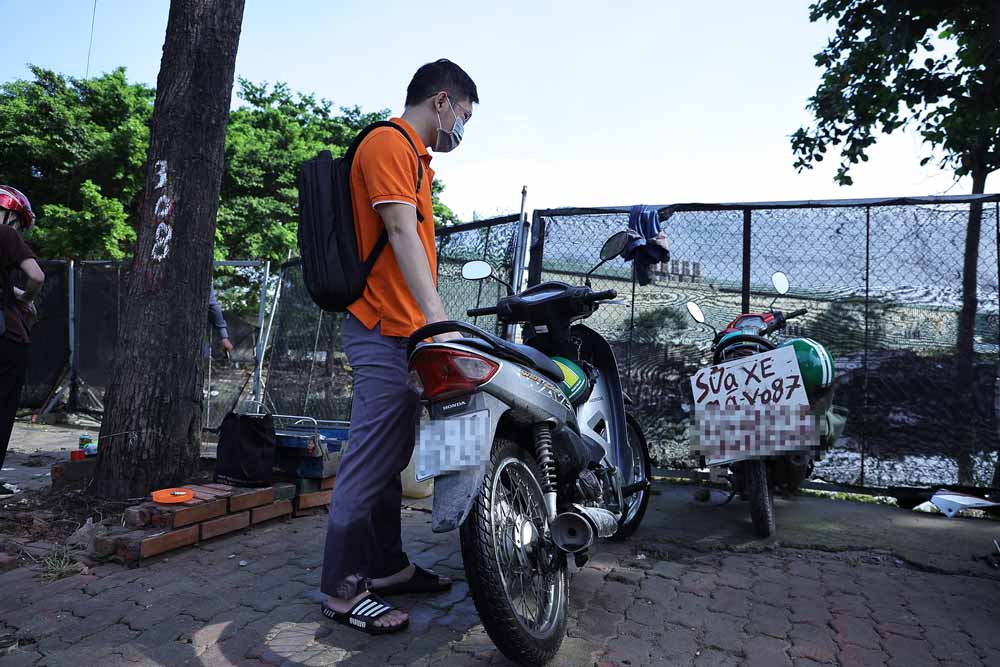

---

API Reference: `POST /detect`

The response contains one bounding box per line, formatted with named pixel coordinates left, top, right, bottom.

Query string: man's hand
left=221, top=338, right=235, bottom=353
left=18, top=300, right=38, bottom=327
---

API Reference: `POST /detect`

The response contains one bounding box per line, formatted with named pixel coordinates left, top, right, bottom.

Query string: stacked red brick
left=106, top=479, right=333, bottom=563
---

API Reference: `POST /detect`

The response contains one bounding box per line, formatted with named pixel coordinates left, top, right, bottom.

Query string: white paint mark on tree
left=154, top=160, right=168, bottom=190
left=155, top=194, right=174, bottom=220
left=151, top=222, right=172, bottom=262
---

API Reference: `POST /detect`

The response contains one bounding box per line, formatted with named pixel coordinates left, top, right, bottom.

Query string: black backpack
left=297, top=121, right=424, bottom=312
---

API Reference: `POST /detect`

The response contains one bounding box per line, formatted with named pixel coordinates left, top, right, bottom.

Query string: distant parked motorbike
left=406, top=231, right=651, bottom=666
left=686, top=272, right=846, bottom=537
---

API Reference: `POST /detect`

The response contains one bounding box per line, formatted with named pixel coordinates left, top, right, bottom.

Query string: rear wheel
left=460, top=437, right=568, bottom=666
left=613, top=415, right=652, bottom=540
left=747, top=460, right=775, bottom=538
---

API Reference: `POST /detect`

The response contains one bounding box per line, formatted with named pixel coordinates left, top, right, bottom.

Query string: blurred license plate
left=415, top=410, right=489, bottom=481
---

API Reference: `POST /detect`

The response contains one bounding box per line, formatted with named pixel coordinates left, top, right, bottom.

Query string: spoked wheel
left=613, top=414, right=652, bottom=539
left=460, top=437, right=568, bottom=666
left=747, top=460, right=775, bottom=538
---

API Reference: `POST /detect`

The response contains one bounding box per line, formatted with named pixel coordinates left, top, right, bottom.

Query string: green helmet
left=779, top=337, right=835, bottom=402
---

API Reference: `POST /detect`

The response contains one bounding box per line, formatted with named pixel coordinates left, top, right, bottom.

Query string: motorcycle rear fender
left=430, top=392, right=510, bottom=533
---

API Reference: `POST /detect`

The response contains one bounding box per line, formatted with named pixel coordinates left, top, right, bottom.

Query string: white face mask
left=434, top=97, right=465, bottom=153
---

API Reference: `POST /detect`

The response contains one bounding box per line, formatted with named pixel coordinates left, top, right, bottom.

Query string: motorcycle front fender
left=430, top=393, right=509, bottom=533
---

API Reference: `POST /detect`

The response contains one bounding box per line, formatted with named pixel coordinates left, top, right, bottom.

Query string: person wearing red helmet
left=0, top=185, right=45, bottom=495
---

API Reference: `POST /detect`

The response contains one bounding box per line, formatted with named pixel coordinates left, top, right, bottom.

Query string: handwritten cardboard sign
left=689, top=346, right=816, bottom=465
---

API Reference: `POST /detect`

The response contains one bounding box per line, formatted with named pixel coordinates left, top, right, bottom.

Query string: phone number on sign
left=693, top=357, right=804, bottom=409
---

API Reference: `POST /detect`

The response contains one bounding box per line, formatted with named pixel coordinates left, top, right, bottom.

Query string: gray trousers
left=320, top=314, right=419, bottom=598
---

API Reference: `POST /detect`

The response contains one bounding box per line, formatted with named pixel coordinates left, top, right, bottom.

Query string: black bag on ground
left=214, top=411, right=276, bottom=487
left=297, top=121, right=424, bottom=312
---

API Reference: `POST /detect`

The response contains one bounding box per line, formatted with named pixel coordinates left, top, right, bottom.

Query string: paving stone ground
left=1, top=480, right=999, bottom=667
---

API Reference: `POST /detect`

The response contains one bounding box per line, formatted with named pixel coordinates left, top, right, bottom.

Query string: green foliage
left=36, top=180, right=134, bottom=259
left=1, top=69, right=464, bottom=262
left=809, top=297, right=894, bottom=355
left=432, top=180, right=460, bottom=227
left=0, top=66, right=153, bottom=258
left=217, top=80, right=387, bottom=262
left=625, top=305, right=689, bottom=345
left=791, top=1, right=1000, bottom=185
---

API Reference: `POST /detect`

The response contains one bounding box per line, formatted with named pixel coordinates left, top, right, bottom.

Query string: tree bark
left=955, top=154, right=988, bottom=486
left=94, top=0, right=246, bottom=499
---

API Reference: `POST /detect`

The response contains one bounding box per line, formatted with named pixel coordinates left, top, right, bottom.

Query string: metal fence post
left=742, top=208, right=752, bottom=313
left=861, top=205, right=871, bottom=487
left=506, top=190, right=531, bottom=340
left=253, top=260, right=270, bottom=403
left=67, top=260, right=79, bottom=410
left=527, top=210, right=545, bottom=287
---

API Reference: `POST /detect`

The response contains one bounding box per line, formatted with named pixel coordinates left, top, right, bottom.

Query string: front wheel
left=747, top=460, right=775, bottom=538
left=460, top=437, right=568, bottom=666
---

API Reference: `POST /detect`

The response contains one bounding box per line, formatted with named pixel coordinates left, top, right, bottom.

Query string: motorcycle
left=686, top=271, right=844, bottom=537
left=406, top=231, right=652, bottom=666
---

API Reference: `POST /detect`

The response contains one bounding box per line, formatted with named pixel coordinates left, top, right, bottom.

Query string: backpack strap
left=349, top=121, right=427, bottom=279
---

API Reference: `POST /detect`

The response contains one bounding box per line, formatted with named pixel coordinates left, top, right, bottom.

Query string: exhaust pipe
left=550, top=504, right=619, bottom=553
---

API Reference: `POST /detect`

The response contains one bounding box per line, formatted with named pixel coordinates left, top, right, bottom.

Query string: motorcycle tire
left=612, top=414, right=652, bottom=540
left=460, top=437, right=568, bottom=666
left=747, top=460, right=775, bottom=538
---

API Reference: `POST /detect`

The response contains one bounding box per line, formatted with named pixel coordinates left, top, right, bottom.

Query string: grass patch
left=41, top=545, right=86, bottom=582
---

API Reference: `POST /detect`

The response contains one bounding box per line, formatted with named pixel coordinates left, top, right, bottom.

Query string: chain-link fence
left=21, top=260, right=268, bottom=430
left=529, top=196, right=1000, bottom=488
left=262, top=214, right=528, bottom=420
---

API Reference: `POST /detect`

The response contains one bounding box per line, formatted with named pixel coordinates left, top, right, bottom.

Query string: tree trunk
left=94, top=0, right=246, bottom=499
left=955, top=157, right=988, bottom=486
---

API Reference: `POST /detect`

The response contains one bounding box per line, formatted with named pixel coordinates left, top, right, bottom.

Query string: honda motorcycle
left=406, top=231, right=652, bottom=666
left=686, top=272, right=845, bottom=537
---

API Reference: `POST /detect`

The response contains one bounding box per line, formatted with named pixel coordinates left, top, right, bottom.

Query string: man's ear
left=431, top=91, right=448, bottom=113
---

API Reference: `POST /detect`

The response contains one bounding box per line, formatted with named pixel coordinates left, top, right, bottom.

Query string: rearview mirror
left=686, top=302, right=706, bottom=324
left=599, top=231, right=630, bottom=261
left=771, top=271, right=790, bottom=295
left=462, top=260, right=494, bottom=281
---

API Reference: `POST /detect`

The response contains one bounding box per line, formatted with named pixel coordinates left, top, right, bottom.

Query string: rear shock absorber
left=533, top=422, right=558, bottom=520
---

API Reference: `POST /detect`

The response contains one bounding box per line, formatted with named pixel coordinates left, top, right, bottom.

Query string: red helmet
left=0, top=185, right=35, bottom=231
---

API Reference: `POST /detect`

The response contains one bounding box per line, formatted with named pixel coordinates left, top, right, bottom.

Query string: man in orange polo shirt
left=320, top=59, right=477, bottom=634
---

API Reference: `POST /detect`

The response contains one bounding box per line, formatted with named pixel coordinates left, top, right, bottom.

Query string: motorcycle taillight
left=410, top=347, right=500, bottom=400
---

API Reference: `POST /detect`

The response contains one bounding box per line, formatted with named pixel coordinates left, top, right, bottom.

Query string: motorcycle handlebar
left=763, top=308, right=809, bottom=335
left=467, top=305, right=499, bottom=317
left=588, top=289, right=618, bottom=302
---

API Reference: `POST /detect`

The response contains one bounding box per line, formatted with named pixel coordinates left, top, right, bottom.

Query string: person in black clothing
left=0, top=186, right=45, bottom=495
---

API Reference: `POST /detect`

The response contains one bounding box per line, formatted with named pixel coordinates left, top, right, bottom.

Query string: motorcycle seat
left=460, top=338, right=565, bottom=385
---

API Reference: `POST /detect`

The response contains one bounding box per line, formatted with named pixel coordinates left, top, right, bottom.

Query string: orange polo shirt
left=347, top=117, right=437, bottom=337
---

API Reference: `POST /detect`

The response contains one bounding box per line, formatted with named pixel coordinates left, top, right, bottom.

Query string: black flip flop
left=322, top=592, right=409, bottom=635
left=374, top=564, right=452, bottom=596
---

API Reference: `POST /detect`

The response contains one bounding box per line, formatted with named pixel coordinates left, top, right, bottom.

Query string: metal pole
left=255, top=263, right=285, bottom=411
left=626, top=262, right=637, bottom=388
left=741, top=208, right=752, bottom=314
left=515, top=185, right=528, bottom=283
left=527, top=210, right=545, bottom=288
left=994, top=202, right=1000, bottom=487
left=506, top=186, right=530, bottom=341
left=861, top=206, right=871, bottom=487
left=303, top=310, right=324, bottom=415
left=67, top=260, right=78, bottom=410
left=252, top=260, right=270, bottom=402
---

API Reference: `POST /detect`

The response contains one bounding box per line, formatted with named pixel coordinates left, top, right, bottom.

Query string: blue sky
left=2, top=0, right=993, bottom=220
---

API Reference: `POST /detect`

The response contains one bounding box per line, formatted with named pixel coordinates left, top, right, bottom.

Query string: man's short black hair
left=405, top=59, right=479, bottom=107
